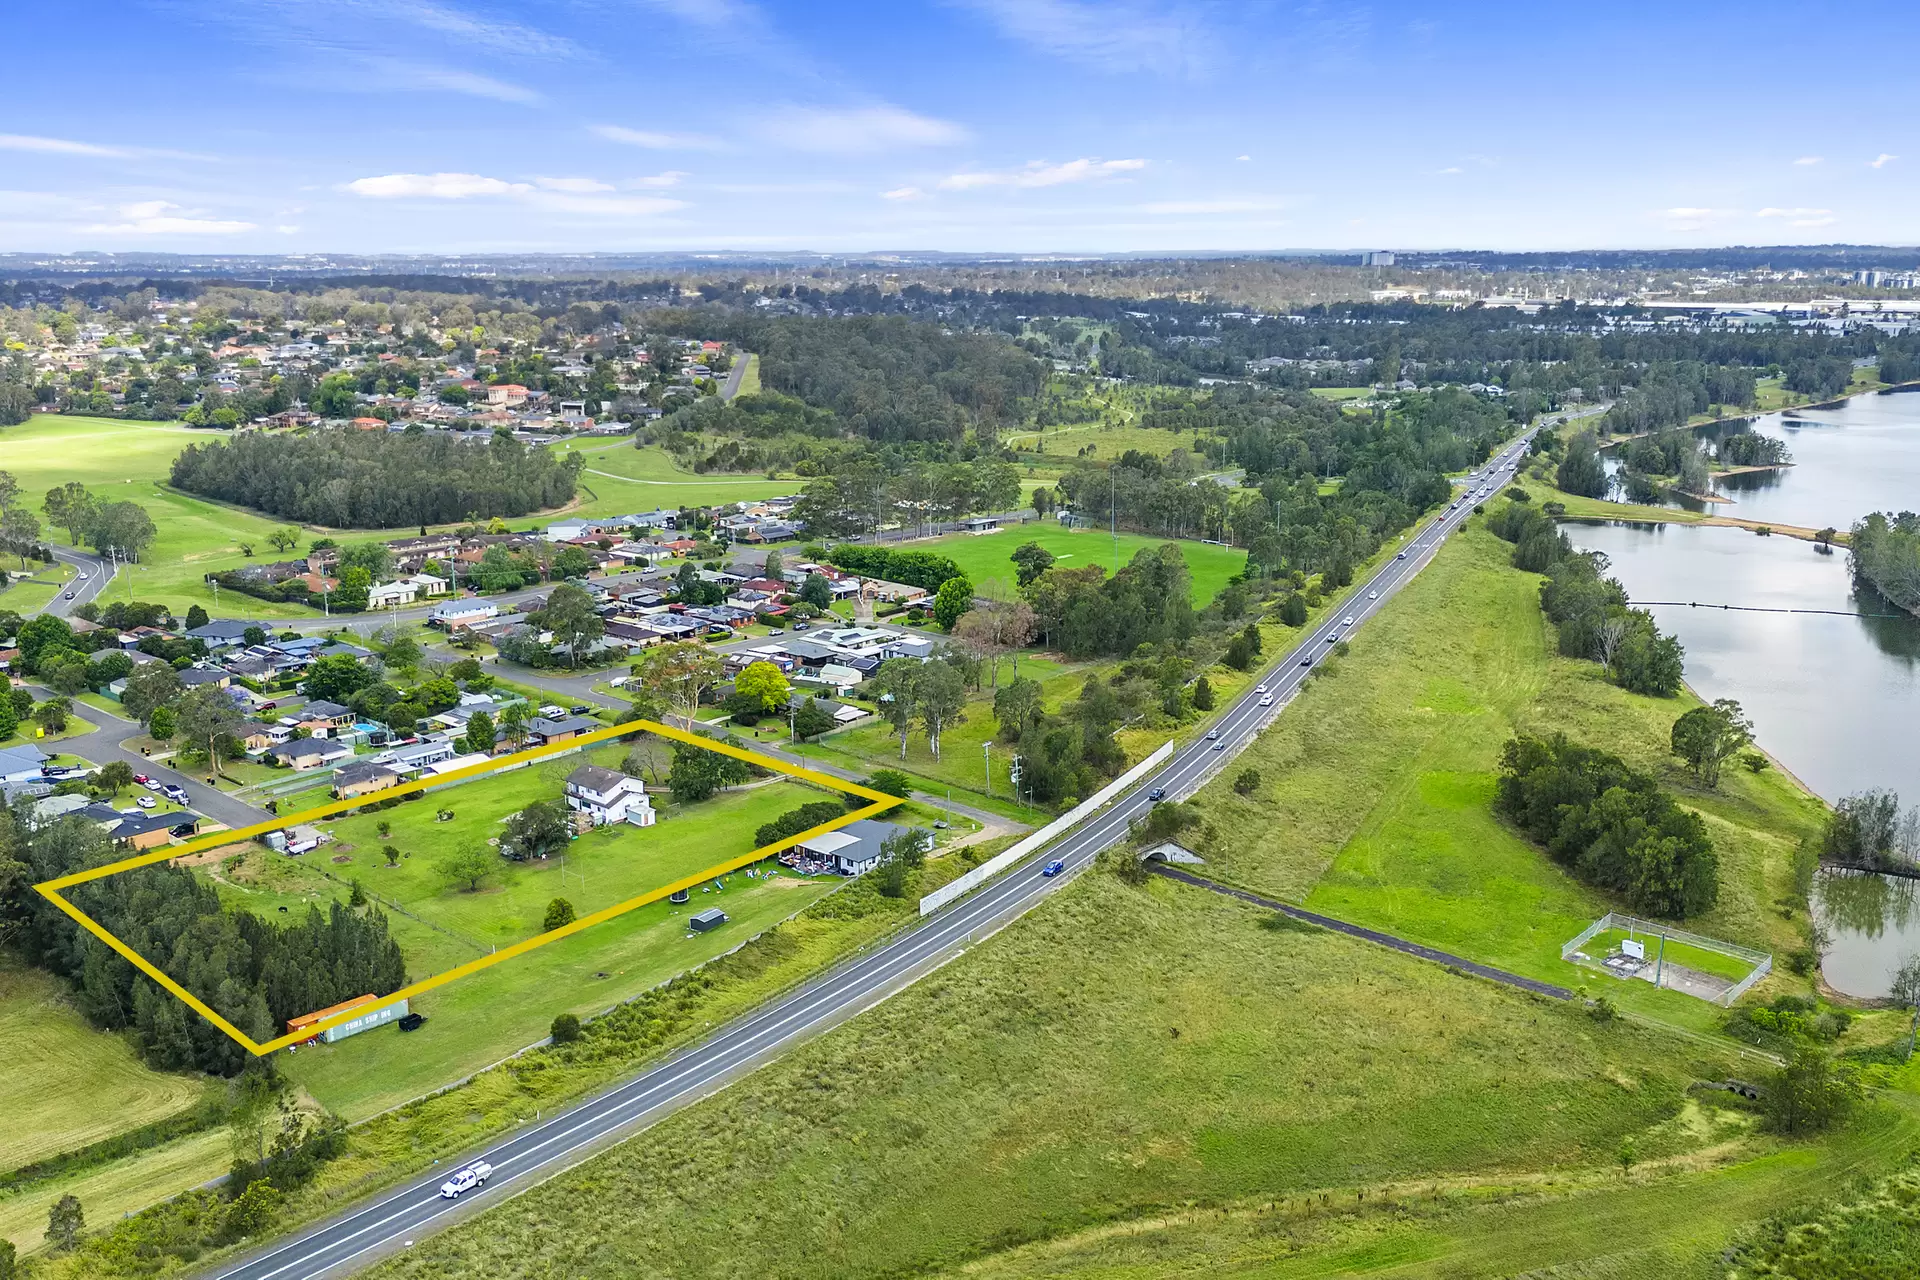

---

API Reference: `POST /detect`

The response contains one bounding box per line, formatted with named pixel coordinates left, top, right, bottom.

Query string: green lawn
left=0, top=1128, right=232, bottom=1260
left=913, top=522, right=1243, bottom=604
left=0, top=959, right=210, bottom=1175
left=555, top=440, right=797, bottom=512
left=1310, top=386, right=1375, bottom=400
left=351, top=870, right=1883, bottom=1280
left=1180, top=518, right=1820, bottom=1034
left=1581, top=927, right=1763, bottom=985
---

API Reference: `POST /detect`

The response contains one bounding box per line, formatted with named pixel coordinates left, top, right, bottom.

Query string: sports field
left=914, top=521, right=1243, bottom=604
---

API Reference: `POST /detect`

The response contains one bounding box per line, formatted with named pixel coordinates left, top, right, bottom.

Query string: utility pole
left=982, top=741, right=991, bottom=797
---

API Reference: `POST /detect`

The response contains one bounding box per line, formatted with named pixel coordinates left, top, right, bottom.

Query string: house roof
left=565, top=763, right=630, bottom=793
left=334, top=760, right=398, bottom=785
left=186, top=620, right=254, bottom=640
left=302, top=700, right=351, bottom=718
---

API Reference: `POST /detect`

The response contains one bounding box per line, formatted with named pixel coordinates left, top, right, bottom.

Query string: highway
left=212, top=436, right=1534, bottom=1280
left=41, top=544, right=113, bottom=617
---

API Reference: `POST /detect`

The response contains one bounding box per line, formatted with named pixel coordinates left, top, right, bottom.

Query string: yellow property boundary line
left=34, top=717, right=901, bottom=1055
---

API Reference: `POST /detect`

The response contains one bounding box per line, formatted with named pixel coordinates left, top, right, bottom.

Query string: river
left=1566, top=389, right=1920, bottom=998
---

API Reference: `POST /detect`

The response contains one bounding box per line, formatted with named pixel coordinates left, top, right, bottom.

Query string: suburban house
left=0, top=743, right=50, bottom=785
left=84, top=806, right=190, bottom=851
left=266, top=738, right=354, bottom=771
left=561, top=764, right=656, bottom=827
left=525, top=714, right=600, bottom=746
left=787, top=692, right=866, bottom=726
left=178, top=667, right=231, bottom=691
left=184, top=619, right=257, bottom=651
left=295, top=701, right=355, bottom=735
left=374, top=738, right=460, bottom=775
left=430, top=600, right=500, bottom=630
left=367, top=574, right=450, bottom=608
left=791, top=820, right=929, bottom=876
left=237, top=721, right=293, bottom=753
left=332, top=760, right=402, bottom=799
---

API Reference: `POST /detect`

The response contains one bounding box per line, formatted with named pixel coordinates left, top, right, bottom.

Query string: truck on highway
left=439, top=1161, right=492, bottom=1198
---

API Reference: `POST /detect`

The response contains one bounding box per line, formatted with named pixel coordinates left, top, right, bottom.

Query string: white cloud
left=344, top=170, right=684, bottom=217
left=86, top=201, right=255, bottom=235
left=757, top=105, right=968, bottom=154
left=534, top=176, right=615, bottom=193
left=1658, top=206, right=1734, bottom=231
left=950, top=0, right=1215, bottom=77
left=881, top=186, right=927, bottom=201
left=347, top=172, right=532, bottom=198
left=1757, top=206, right=1836, bottom=228
left=380, top=1, right=580, bottom=58
left=1437, top=166, right=1464, bottom=175
left=626, top=171, right=687, bottom=189
left=1235, top=154, right=1251, bottom=162
left=592, top=124, right=717, bottom=151
left=1871, top=153, right=1898, bottom=169
left=276, top=225, right=301, bottom=234
left=1794, top=155, right=1823, bottom=165
left=370, top=60, right=541, bottom=103
left=0, top=133, right=128, bottom=157
left=939, top=157, right=1146, bottom=190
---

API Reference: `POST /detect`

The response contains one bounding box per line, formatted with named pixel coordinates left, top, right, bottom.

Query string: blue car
left=1041, top=859, right=1066, bottom=878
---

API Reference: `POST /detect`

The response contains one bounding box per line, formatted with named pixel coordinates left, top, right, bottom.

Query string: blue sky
left=4, top=1, right=1917, bottom=255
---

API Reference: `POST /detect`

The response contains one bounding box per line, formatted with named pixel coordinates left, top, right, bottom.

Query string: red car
left=133, top=773, right=152, bottom=787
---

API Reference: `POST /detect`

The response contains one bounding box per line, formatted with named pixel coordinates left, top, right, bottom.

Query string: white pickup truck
left=439, top=1161, right=493, bottom=1199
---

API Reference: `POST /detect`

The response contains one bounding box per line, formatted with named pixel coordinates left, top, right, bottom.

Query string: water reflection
left=1814, top=869, right=1920, bottom=999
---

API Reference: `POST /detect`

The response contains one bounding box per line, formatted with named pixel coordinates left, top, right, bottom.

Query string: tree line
left=1, top=813, right=407, bottom=1075
left=169, top=425, right=583, bottom=528
left=1848, top=511, right=1920, bottom=614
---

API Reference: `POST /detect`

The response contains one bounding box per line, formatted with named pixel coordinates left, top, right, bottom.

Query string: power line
left=1636, top=600, right=1914, bottom=620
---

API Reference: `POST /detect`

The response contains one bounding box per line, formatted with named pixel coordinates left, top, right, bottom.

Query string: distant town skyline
left=5, top=0, right=1918, bottom=255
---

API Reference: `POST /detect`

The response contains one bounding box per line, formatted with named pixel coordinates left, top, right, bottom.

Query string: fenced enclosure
left=1562, top=912, right=1771, bottom=1006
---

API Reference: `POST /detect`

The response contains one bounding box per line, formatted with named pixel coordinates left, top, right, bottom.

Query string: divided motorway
left=214, top=437, right=1533, bottom=1280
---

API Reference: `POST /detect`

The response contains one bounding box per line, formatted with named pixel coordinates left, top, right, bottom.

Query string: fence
left=918, top=740, right=1174, bottom=916
left=1562, top=911, right=1772, bottom=1006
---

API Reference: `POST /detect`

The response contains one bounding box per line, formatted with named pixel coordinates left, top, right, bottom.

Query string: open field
left=0, top=1127, right=233, bottom=1259
left=1181, top=518, right=1820, bottom=1035
left=353, top=871, right=1874, bottom=1280
left=0, top=960, right=209, bottom=1174
left=913, top=521, right=1243, bottom=603
left=556, top=439, right=798, bottom=510
left=1310, top=385, right=1375, bottom=400
left=1001, top=420, right=1215, bottom=460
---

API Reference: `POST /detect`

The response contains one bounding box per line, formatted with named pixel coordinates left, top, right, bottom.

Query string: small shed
left=689, top=907, right=728, bottom=933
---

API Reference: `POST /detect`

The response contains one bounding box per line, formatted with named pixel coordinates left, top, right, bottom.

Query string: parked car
left=1041, top=859, right=1066, bottom=878
left=569, top=704, right=593, bottom=714
left=136, top=796, right=156, bottom=810
left=134, top=773, right=152, bottom=786
left=161, top=784, right=188, bottom=803
left=767, top=627, right=784, bottom=635
left=439, top=1161, right=492, bottom=1199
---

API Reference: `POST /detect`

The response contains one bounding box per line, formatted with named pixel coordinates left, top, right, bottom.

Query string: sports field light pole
left=982, top=741, right=991, bottom=797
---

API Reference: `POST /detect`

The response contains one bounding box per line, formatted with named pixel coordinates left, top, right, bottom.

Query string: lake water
left=1566, top=391, right=1920, bottom=997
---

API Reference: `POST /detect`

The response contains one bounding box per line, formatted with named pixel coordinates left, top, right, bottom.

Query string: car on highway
left=1212, top=738, right=1226, bottom=750
left=1041, top=859, right=1066, bottom=878
left=1147, top=787, right=1166, bottom=801
left=62, top=591, right=74, bottom=600
left=1342, top=616, right=1355, bottom=626
left=439, top=1161, right=492, bottom=1199
left=1258, top=695, right=1273, bottom=707
left=1204, top=728, right=1219, bottom=740
left=1253, top=684, right=1267, bottom=694
left=75, top=571, right=88, bottom=580
left=1300, top=655, right=1312, bottom=666
left=1396, top=551, right=1407, bottom=560
left=1367, top=591, right=1378, bottom=600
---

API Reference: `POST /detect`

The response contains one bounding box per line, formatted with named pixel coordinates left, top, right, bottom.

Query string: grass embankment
left=1182, top=518, right=1823, bottom=1036
left=557, top=439, right=797, bottom=511
left=353, top=874, right=1913, bottom=1280
left=0, top=961, right=210, bottom=1175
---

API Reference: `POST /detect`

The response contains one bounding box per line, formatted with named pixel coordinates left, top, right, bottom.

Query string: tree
left=667, top=742, right=749, bottom=803
left=1556, top=431, right=1609, bottom=499
left=1762, top=1047, right=1861, bottom=1135
left=915, top=661, right=967, bottom=761
left=1278, top=594, right=1308, bottom=626
left=1670, top=699, right=1754, bottom=788
left=185, top=603, right=210, bottom=631
left=1191, top=676, right=1214, bottom=711
left=550, top=1012, right=582, bottom=1044
left=382, top=844, right=401, bottom=867
left=800, top=572, right=833, bottom=610
left=1233, top=767, right=1260, bottom=795
left=95, top=760, right=135, bottom=795
left=86, top=500, right=158, bottom=561
left=176, top=684, right=243, bottom=775
left=1011, top=541, right=1055, bottom=588
left=301, top=653, right=374, bottom=703
left=872, top=827, right=928, bottom=899
left=501, top=801, right=569, bottom=861
left=864, top=768, right=913, bottom=798
left=0, top=1237, right=16, bottom=1280
left=43, top=481, right=96, bottom=545
left=0, top=503, right=40, bottom=568
left=543, top=897, right=577, bottom=931
left=0, top=690, right=16, bottom=742
left=436, top=842, right=496, bottom=891
left=348, top=879, right=367, bottom=907
left=734, top=660, right=791, bottom=715
left=498, top=701, right=532, bottom=750
left=268, top=526, right=301, bottom=553
left=762, top=549, right=783, bottom=581
left=462, top=710, right=496, bottom=755
left=32, top=696, right=70, bottom=733
left=791, top=696, right=834, bottom=741
left=45, top=1193, right=83, bottom=1251
left=148, top=705, right=177, bottom=741
left=992, top=676, right=1042, bottom=742
left=536, top=582, right=604, bottom=668
left=632, top=641, right=723, bottom=728
left=869, top=658, right=924, bottom=759
left=223, top=1178, right=283, bottom=1241
left=932, top=576, right=975, bottom=632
